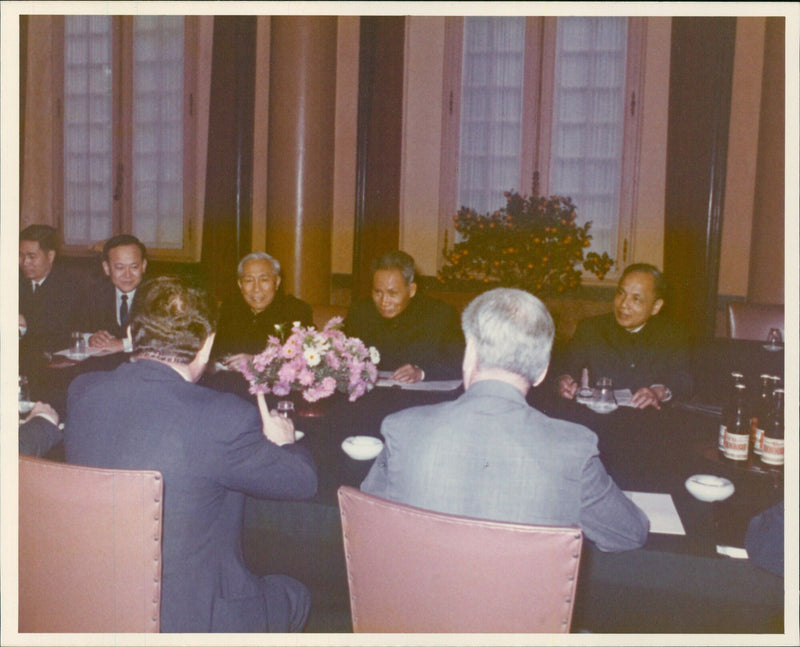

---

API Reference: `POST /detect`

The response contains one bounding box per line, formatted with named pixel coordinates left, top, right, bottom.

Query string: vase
left=292, top=391, right=339, bottom=418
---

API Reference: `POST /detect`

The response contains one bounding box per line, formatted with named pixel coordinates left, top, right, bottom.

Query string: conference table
left=31, top=338, right=786, bottom=633
left=228, top=339, right=786, bottom=634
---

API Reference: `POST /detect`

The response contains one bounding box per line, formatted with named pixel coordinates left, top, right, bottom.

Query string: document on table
left=624, top=491, right=686, bottom=535
left=376, top=371, right=462, bottom=391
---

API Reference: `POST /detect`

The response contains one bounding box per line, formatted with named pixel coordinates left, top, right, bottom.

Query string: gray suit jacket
left=361, top=379, right=649, bottom=552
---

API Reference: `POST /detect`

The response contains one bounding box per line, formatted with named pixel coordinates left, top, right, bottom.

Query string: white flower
left=303, top=347, right=322, bottom=367
left=369, top=346, right=381, bottom=365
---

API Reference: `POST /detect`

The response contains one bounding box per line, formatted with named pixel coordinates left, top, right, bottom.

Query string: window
left=55, top=15, right=199, bottom=260
left=442, top=16, right=645, bottom=272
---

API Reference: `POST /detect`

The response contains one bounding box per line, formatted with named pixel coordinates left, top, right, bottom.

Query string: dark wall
left=663, top=17, right=736, bottom=342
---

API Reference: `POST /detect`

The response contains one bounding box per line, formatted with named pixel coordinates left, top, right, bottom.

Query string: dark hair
left=129, top=275, right=217, bottom=364
left=371, top=250, right=416, bottom=285
left=103, top=234, right=147, bottom=262
left=620, top=263, right=666, bottom=300
left=20, top=225, right=59, bottom=254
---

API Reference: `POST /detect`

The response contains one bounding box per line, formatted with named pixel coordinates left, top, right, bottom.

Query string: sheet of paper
left=624, top=491, right=686, bottom=535
left=54, top=346, right=117, bottom=359
left=376, top=375, right=462, bottom=391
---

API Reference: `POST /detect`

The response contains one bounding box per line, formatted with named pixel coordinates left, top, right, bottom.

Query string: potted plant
left=240, top=318, right=380, bottom=415
left=438, top=191, right=614, bottom=299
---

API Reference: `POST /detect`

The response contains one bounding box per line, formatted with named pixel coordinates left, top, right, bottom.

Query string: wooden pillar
left=663, top=17, right=736, bottom=342
left=201, top=17, right=256, bottom=303
left=266, top=16, right=337, bottom=304
left=352, top=17, right=406, bottom=301
left=747, top=18, right=785, bottom=304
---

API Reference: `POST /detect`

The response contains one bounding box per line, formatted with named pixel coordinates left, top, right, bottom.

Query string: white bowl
left=341, top=436, right=383, bottom=461
left=294, top=430, right=304, bottom=441
left=685, top=474, right=735, bottom=502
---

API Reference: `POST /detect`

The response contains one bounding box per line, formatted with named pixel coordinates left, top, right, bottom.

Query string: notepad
left=623, top=491, right=686, bottom=535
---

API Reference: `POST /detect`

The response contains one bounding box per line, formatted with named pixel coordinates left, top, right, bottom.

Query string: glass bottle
left=722, top=383, right=749, bottom=461
left=760, top=389, right=784, bottom=467
left=750, top=374, right=776, bottom=455
left=719, top=372, right=745, bottom=452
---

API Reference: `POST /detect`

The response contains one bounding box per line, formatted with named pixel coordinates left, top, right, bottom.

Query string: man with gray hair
left=361, top=287, right=649, bottom=552
left=212, top=251, right=313, bottom=368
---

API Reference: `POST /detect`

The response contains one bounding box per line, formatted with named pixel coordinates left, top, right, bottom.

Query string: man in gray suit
left=361, top=287, right=649, bottom=552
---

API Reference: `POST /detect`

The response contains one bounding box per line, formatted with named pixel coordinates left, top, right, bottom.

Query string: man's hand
left=256, top=393, right=295, bottom=446
left=392, top=364, right=424, bottom=384
left=89, top=330, right=123, bottom=352
left=631, top=386, right=662, bottom=410
left=25, top=402, right=60, bottom=427
left=223, top=353, right=253, bottom=372
left=558, top=374, right=578, bottom=399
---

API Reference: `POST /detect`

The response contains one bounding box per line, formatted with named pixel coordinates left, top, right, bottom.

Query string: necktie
left=120, top=294, right=129, bottom=327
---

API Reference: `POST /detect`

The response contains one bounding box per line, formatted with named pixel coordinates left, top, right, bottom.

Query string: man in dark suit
left=84, top=234, right=148, bottom=353
left=345, top=250, right=464, bottom=383
left=213, top=252, right=313, bottom=368
left=361, top=287, right=649, bottom=552
left=19, top=224, right=83, bottom=376
left=19, top=402, right=62, bottom=457
left=556, top=263, right=692, bottom=409
left=65, top=275, right=318, bottom=633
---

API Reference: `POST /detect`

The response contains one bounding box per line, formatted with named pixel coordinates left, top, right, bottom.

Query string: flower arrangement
left=241, top=317, right=380, bottom=403
left=438, top=191, right=615, bottom=296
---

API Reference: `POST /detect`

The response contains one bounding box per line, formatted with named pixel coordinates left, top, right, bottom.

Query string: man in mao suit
left=83, top=234, right=148, bottom=353
left=65, top=276, right=318, bottom=633
left=556, top=263, right=692, bottom=409
left=345, top=250, right=464, bottom=384
left=19, top=225, right=83, bottom=374
left=361, top=287, right=649, bottom=553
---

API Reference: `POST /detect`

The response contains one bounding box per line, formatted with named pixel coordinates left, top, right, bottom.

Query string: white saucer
left=585, top=401, right=618, bottom=414
left=295, top=430, right=304, bottom=441
left=685, top=474, right=735, bottom=502
left=341, top=436, right=383, bottom=460
left=762, top=344, right=782, bottom=352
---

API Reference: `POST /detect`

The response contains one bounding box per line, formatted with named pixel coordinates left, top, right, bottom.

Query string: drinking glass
left=71, top=331, right=87, bottom=358
left=277, top=400, right=295, bottom=420
left=593, top=377, right=617, bottom=413
left=766, top=328, right=782, bottom=348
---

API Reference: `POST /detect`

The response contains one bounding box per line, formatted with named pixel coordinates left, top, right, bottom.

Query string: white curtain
left=457, top=17, right=525, bottom=215
left=549, top=17, right=628, bottom=257
left=62, top=16, right=184, bottom=249
left=63, top=15, right=113, bottom=246
left=132, top=16, right=184, bottom=249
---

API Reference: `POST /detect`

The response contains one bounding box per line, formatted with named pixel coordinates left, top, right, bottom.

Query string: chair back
left=19, top=456, right=163, bottom=633
left=337, top=486, right=583, bottom=633
left=726, top=302, right=784, bottom=341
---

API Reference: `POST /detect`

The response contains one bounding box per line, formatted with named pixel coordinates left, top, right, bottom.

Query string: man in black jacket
left=345, top=250, right=464, bottom=384
left=557, top=263, right=691, bottom=409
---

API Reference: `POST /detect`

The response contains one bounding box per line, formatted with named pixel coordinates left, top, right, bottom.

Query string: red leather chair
left=19, top=456, right=164, bottom=633
left=726, top=302, right=784, bottom=341
left=337, top=486, right=583, bottom=633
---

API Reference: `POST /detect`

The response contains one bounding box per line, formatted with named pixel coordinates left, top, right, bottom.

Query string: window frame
left=51, top=15, right=201, bottom=262
left=438, top=16, right=646, bottom=282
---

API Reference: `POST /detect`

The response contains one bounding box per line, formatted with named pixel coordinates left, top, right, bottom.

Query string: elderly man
left=345, top=250, right=464, bottom=383
left=83, top=234, right=148, bottom=353
left=213, top=252, right=312, bottom=369
left=19, top=225, right=82, bottom=359
left=65, top=275, right=317, bottom=632
left=557, top=263, right=691, bottom=409
left=361, top=288, right=649, bottom=552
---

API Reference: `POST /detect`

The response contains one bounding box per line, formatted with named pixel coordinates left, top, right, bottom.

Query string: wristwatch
left=652, top=384, right=672, bottom=402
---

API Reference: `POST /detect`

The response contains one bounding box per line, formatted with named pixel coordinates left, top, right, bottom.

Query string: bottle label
left=723, top=431, right=749, bottom=461
left=761, top=437, right=784, bottom=465
left=753, top=427, right=765, bottom=455
left=718, top=424, right=727, bottom=451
